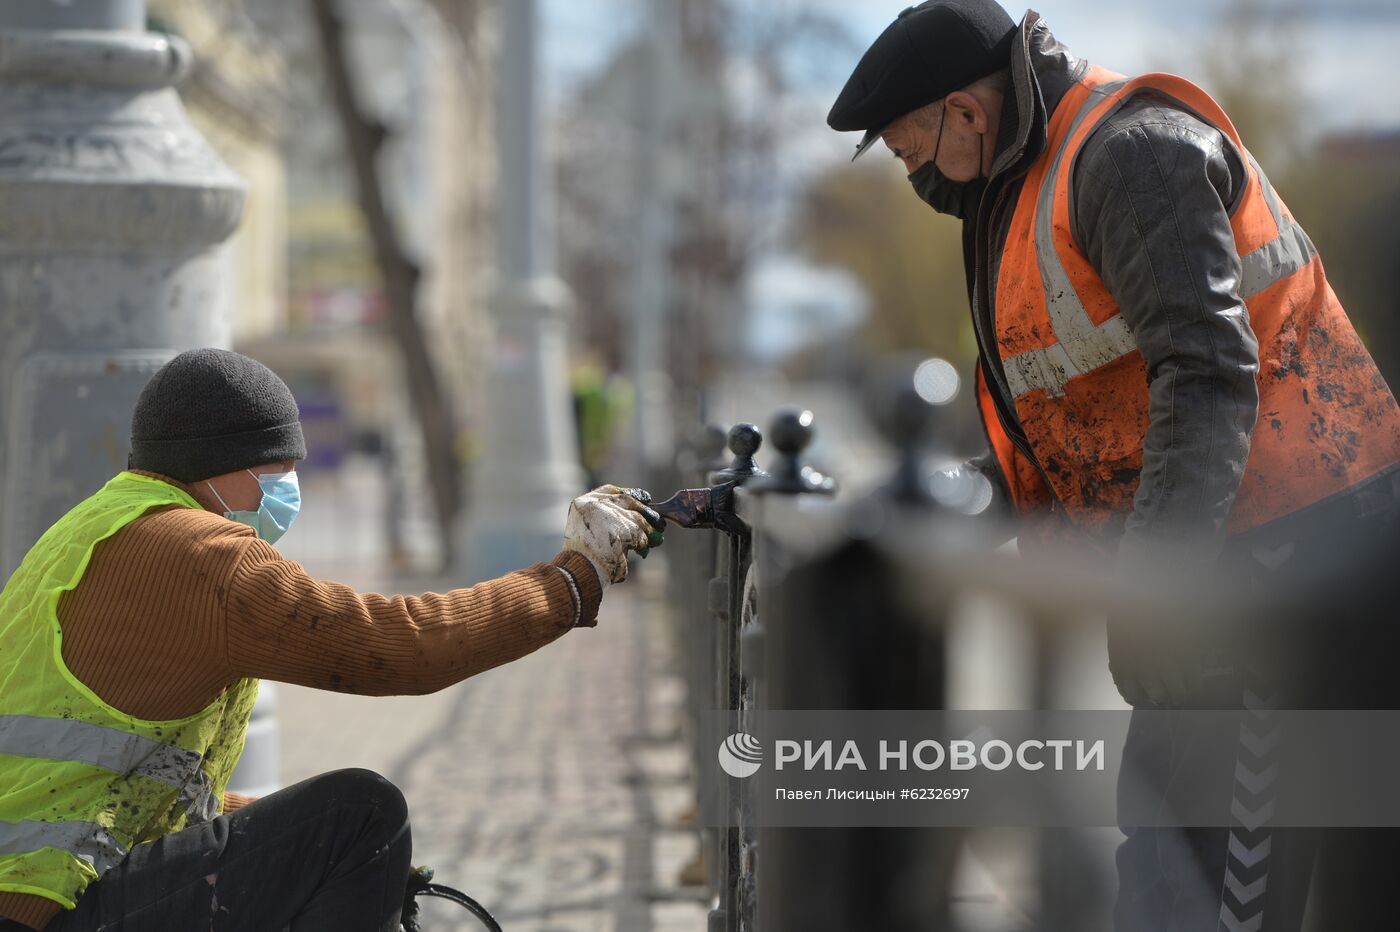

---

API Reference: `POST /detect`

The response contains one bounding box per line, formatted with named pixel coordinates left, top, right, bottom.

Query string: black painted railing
left=660, top=365, right=1118, bottom=931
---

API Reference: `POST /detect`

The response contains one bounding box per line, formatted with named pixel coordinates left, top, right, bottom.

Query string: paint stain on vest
left=1271, top=337, right=1308, bottom=381
left=1310, top=411, right=1362, bottom=478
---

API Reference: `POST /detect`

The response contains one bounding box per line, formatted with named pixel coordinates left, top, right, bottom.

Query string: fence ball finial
left=769, top=407, right=814, bottom=458
left=711, top=422, right=766, bottom=482
left=729, top=422, right=761, bottom=459
left=751, top=408, right=837, bottom=495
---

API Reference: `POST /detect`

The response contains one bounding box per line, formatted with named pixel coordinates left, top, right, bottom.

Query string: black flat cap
left=828, top=0, right=1018, bottom=161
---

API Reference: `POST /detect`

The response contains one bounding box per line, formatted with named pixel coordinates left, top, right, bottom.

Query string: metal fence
left=662, top=369, right=1400, bottom=932
left=662, top=384, right=1130, bottom=932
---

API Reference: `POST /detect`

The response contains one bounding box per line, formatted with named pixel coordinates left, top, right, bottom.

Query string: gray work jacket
left=966, top=10, right=1397, bottom=567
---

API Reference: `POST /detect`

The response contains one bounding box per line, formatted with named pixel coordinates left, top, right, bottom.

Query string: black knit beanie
left=128, top=348, right=306, bottom=483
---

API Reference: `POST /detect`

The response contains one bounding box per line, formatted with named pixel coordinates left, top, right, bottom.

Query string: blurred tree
left=793, top=160, right=975, bottom=365
left=1180, top=0, right=1308, bottom=173
left=1147, top=0, right=1400, bottom=385
left=556, top=1, right=853, bottom=427
left=786, top=159, right=989, bottom=456
left=1285, top=136, right=1400, bottom=385
left=310, top=0, right=460, bottom=561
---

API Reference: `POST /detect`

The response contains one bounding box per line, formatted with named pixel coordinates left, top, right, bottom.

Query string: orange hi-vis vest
left=979, top=65, right=1400, bottom=536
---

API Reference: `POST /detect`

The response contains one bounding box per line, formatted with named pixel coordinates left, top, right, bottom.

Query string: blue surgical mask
left=207, top=469, right=301, bottom=544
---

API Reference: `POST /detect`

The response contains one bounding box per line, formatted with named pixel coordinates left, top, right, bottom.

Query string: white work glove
left=563, top=485, right=665, bottom=591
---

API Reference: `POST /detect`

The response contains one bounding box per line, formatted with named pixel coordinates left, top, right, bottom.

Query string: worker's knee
left=310, top=767, right=408, bottom=832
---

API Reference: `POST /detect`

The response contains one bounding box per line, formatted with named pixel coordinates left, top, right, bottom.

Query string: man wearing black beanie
left=830, top=2, right=1400, bottom=930
left=0, top=348, right=664, bottom=931
left=127, top=347, right=309, bottom=485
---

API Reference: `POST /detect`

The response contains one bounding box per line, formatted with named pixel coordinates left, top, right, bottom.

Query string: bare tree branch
left=309, top=0, right=461, bottom=564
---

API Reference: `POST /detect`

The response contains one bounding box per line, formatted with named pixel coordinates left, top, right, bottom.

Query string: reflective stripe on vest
left=987, top=67, right=1400, bottom=533
left=0, top=716, right=216, bottom=824
left=1003, top=77, right=1131, bottom=400
left=0, top=472, right=260, bottom=909
left=1237, top=152, right=1317, bottom=299
left=0, top=821, right=127, bottom=876
left=1002, top=82, right=1319, bottom=401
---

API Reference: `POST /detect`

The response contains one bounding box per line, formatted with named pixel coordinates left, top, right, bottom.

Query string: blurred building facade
left=557, top=0, right=744, bottom=483
left=158, top=0, right=500, bottom=568
left=149, top=0, right=288, bottom=344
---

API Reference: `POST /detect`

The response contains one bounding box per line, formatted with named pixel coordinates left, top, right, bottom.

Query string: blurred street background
left=128, top=0, right=1400, bottom=580
left=1, top=0, right=1398, bottom=928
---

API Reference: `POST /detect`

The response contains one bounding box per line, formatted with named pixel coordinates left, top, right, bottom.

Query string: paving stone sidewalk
left=271, top=466, right=1115, bottom=929
left=276, top=555, right=709, bottom=932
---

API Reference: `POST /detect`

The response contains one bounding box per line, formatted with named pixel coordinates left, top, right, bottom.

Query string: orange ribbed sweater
left=0, top=472, right=602, bottom=929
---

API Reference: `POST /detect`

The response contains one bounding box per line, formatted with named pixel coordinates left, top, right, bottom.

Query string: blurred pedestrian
left=0, top=349, right=665, bottom=932
left=571, top=361, right=633, bottom=491
left=830, top=2, right=1400, bottom=930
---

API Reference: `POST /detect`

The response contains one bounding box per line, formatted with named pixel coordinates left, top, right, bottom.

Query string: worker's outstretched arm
left=223, top=486, right=660, bottom=695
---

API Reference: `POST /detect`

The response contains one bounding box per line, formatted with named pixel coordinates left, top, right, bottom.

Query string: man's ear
left=944, top=90, right=987, bottom=133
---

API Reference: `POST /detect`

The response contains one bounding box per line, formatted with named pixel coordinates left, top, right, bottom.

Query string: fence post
left=754, top=370, right=970, bottom=931
left=672, top=411, right=839, bottom=930
left=666, top=423, right=728, bottom=891
left=734, top=409, right=835, bottom=929
left=707, top=423, right=764, bottom=932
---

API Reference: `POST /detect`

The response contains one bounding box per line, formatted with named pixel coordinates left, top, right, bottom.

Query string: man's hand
left=563, top=485, right=665, bottom=589
left=1106, top=615, right=1205, bottom=708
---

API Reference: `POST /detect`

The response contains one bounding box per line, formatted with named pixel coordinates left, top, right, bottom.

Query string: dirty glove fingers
left=593, top=483, right=650, bottom=504
left=622, top=506, right=665, bottom=547
left=592, top=485, right=663, bottom=529
left=621, top=509, right=658, bottom=555
left=616, top=490, right=664, bottom=529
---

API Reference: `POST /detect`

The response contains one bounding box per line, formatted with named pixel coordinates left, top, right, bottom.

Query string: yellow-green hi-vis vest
left=0, top=472, right=258, bottom=909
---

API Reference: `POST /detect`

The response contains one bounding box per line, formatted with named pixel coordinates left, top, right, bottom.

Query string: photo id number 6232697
left=906, top=788, right=970, bottom=801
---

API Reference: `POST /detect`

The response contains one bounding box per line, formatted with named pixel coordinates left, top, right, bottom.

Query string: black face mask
left=908, top=102, right=987, bottom=221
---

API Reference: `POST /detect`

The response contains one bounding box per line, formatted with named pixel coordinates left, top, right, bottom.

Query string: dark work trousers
left=0, top=768, right=413, bottom=932
left=1114, top=471, right=1400, bottom=932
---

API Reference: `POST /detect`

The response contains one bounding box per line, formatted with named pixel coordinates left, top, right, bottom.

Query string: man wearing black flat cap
left=831, top=3, right=1400, bottom=931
